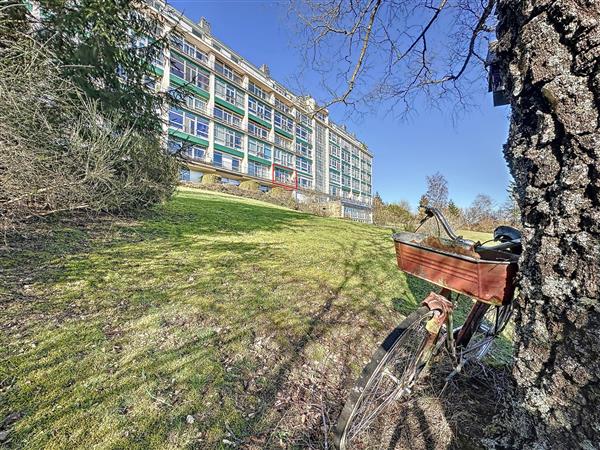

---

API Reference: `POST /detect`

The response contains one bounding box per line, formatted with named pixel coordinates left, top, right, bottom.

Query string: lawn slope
left=0, top=188, right=502, bottom=449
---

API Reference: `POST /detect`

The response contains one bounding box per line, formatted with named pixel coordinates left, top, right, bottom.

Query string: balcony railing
left=340, top=196, right=372, bottom=208
left=213, top=159, right=241, bottom=173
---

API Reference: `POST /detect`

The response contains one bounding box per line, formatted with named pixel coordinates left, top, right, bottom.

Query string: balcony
left=213, top=159, right=241, bottom=173
left=214, top=61, right=244, bottom=87
left=182, top=149, right=210, bottom=164
left=340, top=196, right=372, bottom=208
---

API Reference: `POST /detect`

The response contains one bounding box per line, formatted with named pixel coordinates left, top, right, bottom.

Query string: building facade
left=146, top=1, right=374, bottom=222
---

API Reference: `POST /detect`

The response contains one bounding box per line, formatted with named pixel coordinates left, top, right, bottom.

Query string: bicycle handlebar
left=419, top=205, right=521, bottom=254
left=420, top=206, right=461, bottom=241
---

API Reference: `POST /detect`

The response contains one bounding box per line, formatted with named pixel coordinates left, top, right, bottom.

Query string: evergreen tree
left=33, top=0, right=168, bottom=135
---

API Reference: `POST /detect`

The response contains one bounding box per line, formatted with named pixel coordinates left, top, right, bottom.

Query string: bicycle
left=333, top=206, right=522, bottom=449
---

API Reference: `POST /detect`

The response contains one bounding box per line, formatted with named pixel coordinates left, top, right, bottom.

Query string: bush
left=266, top=187, right=297, bottom=210
left=268, top=187, right=290, bottom=199
left=201, top=174, right=221, bottom=185
left=239, top=180, right=259, bottom=191
left=0, top=39, right=178, bottom=233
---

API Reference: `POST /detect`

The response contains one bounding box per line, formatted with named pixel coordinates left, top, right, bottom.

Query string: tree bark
left=495, top=1, right=600, bottom=448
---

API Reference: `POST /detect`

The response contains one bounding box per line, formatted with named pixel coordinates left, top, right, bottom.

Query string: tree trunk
left=495, top=1, right=600, bottom=447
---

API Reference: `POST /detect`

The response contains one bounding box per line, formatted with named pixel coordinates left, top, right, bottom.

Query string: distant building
left=146, top=1, right=374, bottom=222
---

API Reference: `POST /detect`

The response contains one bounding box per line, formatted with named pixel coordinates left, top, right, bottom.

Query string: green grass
left=458, top=229, right=493, bottom=243
left=0, top=188, right=510, bottom=449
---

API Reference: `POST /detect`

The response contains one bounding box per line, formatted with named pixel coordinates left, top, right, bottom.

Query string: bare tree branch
left=294, top=0, right=497, bottom=117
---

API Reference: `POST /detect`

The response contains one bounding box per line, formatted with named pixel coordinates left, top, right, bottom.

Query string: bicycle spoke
left=343, top=311, right=436, bottom=447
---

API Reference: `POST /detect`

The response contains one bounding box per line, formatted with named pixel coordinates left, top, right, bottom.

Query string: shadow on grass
left=0, top=189, right=462, bottom=448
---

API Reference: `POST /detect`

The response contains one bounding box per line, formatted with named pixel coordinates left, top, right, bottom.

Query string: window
left=214, top=124, right=243, bottom=150
left=330, top=133, right=339, bottom=145
left=184, top=145, right=206, bottom=161
left=215, top=78, right=244, bottom=108
left=248, top=161, right=270, bottom=179
left=342, top=162, right=351, bottom=175
left=298, top=177, right=312, bottom=189
left=170, top=54, right=209, bottom=90
left=274, top=148, right=294, bottom=167
left=169, top=108, right=183, bottom=129
left=330, top=143, right=341, bottom=158
left=168, top=138, right=182, bottom=154
left=248, top=96, right=272, bottom=121
left=213, top=151, right=241, bottom=172
left=341, top=150, right=351, bottom=162
left=131, top=35, right=164, bottom=68
left=296, top=156, right=312, bottom=173
left=296, top=124, right=310, bottom=142
left=274, top=112, right=294, bottom=133
left=352, top=178, right=360, bottom=190
left=143, top=75, right=158, bottom=92
left=213, top=105, right=242, bottom=127
left=248, top=122, right=269, bottom=140
left=170, top=34, right=208, bottom=64
left=249, top=81, right=268, bottom=101
left=169, top=108, right=208, bottom=138
left=330, top=184, right=340, bottom=196
left=316, top=111, right=327, bottom=122
left=329, top=172, right=340, bottom=184
left=248, top=138, right=272, bottom=160
left=329, top=157, right=340, bottom=170
left=296, top=141, right=312, bottom=158
left=185, top=95, right=207, bottom=113
left=352, top=167, right=360, bottom=178
left=342, top=175, right=351, bottom=187
left=274, top=97, right=291, bottom=114
left=180, top=168, right=190, bottom=181
left=274, top=134, right=292, bottom=150
left=274, top=167, right=294, bottom=185
left=298, top=112, right=311, bottom=126
left=214, top=60, right=242, bottom=85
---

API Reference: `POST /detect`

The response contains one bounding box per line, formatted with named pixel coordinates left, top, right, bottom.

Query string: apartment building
left=146, top=1, right=374, bottom=222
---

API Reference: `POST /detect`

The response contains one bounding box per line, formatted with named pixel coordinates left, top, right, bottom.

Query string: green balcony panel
left=295, top=136, right=311, bottom=146
left=248, top=154, right=271, bottom=165
left=214, top=97, right=245, bottom=116
left=171, top=48, right=210, bottom=73
left=150, top=65, right=164, bottom=77
left=248, top=114, right=272, bottom=129
left=168, top=129, right=209, bottom=147
left=213, top=143, right=244, bottom=158
left=169, top=74, right=210, bottom=99
left=274, top=127, right=293, bottom=140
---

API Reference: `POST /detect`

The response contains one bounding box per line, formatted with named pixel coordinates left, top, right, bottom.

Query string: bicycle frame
left=421, top=287, right=510, bottom=370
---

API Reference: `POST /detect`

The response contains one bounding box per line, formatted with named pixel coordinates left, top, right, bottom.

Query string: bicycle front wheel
left=334, top=306, right=441, bottom=449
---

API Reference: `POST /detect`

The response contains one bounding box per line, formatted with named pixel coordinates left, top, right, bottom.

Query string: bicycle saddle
left=494, top=225, right=521, bottom=242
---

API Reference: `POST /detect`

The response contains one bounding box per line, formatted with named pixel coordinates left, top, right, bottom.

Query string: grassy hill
left=0, top=188, right=507, bottom=449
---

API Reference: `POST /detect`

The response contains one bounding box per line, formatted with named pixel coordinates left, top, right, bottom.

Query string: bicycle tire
left=334, top=305, right=440, bottom=449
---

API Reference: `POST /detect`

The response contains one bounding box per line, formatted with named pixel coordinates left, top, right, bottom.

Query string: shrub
left=0, top=39, right=178, bottom=233
left=201, top=174, right=221, bottom=185
left=268, top=187, right=291, bottom=199
left=266, top=187, right=297, bottom=209
left=239, top=180, right=259, bottom=191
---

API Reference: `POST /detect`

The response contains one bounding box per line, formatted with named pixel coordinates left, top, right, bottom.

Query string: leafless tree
left=425, top=171, right=449, bottom=209
left=295, top=0, right=600, bottom=447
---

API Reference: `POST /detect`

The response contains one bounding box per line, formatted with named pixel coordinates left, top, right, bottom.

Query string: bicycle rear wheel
left=334, top=306, right=441, bottom=449
left=458, top=303, right=513, bottom=364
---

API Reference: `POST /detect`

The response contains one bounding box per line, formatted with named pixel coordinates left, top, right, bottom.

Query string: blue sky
left=169, top=0, right=513, bottom=209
